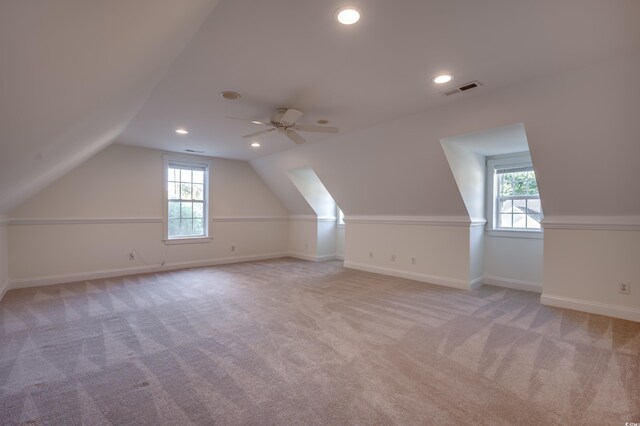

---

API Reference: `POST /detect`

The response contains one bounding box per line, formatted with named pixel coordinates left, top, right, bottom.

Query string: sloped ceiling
left=251, top=52, right=640, bottom=217
left=116, top=0, right=640, bottom=160
left=0, top=0, right=221, bottom=214
left=2, top=1, right=640, bottom=219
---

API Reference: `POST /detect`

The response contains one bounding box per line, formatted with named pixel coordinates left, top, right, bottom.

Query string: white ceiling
left=441, top=123, right=529, bottom=157
left=2, top=0, right=639, bottom=216
left=117, top=0, right=640, bottom=160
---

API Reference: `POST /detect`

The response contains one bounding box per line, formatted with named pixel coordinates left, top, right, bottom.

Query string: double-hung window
left=164, top=155, right=210, bottom=243
left=487, top=154, right=543, bottom=235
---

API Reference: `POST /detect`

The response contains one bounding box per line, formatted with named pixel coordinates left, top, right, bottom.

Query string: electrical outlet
left=619, top=282, right=631, bottom=294
left=128, top=251, right=135, bottom=261
left=411, top=257, right=416, bottom=265
left=231, top=245, right=235, bottom=252
left=369, top=251, right=374, bottom=258
left=391, top=254, right=396, bottom=262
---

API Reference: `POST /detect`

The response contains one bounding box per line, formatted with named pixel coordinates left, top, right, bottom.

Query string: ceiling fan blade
left=242, top=128, right=275, bottom=138
left=225, top=116, right=271, bottom=126
left=291, top=125, right=339, bottom=134
left=279, top=109, right=304, bottom=125
left=284, top=129, right=306, bottom=144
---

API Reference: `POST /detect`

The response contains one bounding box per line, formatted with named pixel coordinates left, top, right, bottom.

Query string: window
left=487, top=154, right=542, bottom=235
left=164, top=155, right=210, bottom=242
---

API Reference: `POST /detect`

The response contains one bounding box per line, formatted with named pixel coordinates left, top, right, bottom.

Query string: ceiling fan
left=227, top=108, right=339, bottom=144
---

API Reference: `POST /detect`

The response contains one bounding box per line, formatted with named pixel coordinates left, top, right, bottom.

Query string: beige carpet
left=0, top=258, right=638, bottom=425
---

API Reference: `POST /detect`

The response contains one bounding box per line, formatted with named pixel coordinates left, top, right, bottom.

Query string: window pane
left=513, top=214, right=526, bottom=228
left=168, top=219, right=180, bottom=237
left=193, top=184, right=204, bottom=201
left=193, top=219, right=204, bottom=235
left=193, top=202, right=204, bottom=218
left=180, top=169, right=192, bottom=183
left=527, top=216, right=541, bottom=229
left=180, top=219, right=193, bottom=235
left=512, top=173, right=528, bottom=195
left=499, top=175, right=512, bottom=196
left=499, top=214, right=512, bottom=228
left=181, top=202, right=193, bottom=218
left=527, top=172, right=539, bottom=195
left=181, top=183, right=192, bottom=200
left=499, top=199, right=513, bottom=213
left=513, top=199, right=526, bottom=213
left=527, top=198, right=541, bottom=214
left=168, top=201, right=180, bottom=218
left=168, top=168, right=177, bottom=182
left=168, top=183, right=179, bottom=200
left=193, top=170, right=204, bottom=184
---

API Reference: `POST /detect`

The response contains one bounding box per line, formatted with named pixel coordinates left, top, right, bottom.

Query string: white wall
left=251, top=150, right=317, bottom=215
left=0, top=220, right=8, bottom=300
left=485, top=236, right=544, bottom=291
left=344, top=221, right=475, bottom=289
left=440, top=143, right=486, bottom=220
left=288, top=219, right=317, bottom=260
left=336, top=226, right=345, bottom=260
left=542, top=227, right=640, bottom=322
left=251, top=52, right=640, bottom=320
left=469, top=226, right=485, bottom=282
left=8, top=144, right=290, bottom=287
left=317, top=220, right=337, bottom=260
left=286, top=168, right=337, bottom=218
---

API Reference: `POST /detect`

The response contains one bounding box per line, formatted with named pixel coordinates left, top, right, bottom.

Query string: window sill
left=487, top=229, right=543, bottom=239
left=163, top=236, right=213, bottom=245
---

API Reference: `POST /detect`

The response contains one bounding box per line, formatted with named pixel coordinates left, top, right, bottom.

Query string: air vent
left=185, top=149, right=205, bottom=154
left=440, top=81, right=482, bottom=96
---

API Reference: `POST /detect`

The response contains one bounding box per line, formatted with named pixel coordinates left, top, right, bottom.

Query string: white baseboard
left=335, top=254, right=345, bottom=261
left=288, top=253, right=338, bottom=262
left=469, top=276, right=484, bottom=291
left=9, top=252, right=290, bottom=290
left=541, top=293, right=640, bottom=323
left=343, top=260, right=476, bottom=290
left=484, top=276, right=543, bottom=293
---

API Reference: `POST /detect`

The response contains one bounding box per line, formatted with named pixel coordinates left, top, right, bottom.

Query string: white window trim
left=486, top=152, right=543, bottom=239
left=163, top=153, right=213, bottom=244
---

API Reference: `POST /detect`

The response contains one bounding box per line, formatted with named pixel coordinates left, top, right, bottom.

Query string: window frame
left=486, top=153, right=543, bottom=239
left=163, top=154, right=212, bottom=244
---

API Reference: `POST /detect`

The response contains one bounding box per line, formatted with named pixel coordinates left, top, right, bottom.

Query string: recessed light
left=251, top=142, right=261, bottom=148
left=220, top=91, right=241, bottom=100
left=175, top=128, right=189, bottom=134
left=336, top=7, right=361, bottom=25
left=433, top=74, right=453, bottom=84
